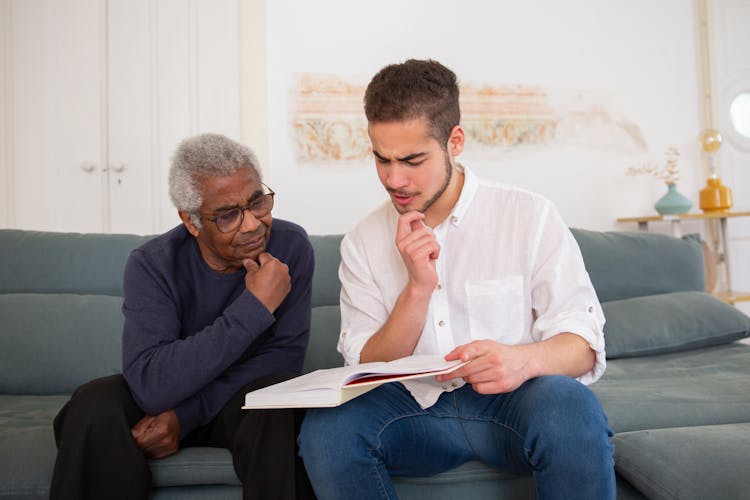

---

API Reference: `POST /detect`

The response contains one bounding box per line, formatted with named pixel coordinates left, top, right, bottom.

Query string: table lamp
left=699, top=129, right=733, bottom=212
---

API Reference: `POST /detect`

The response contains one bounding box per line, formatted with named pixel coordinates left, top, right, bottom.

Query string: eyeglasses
left=202, top=184, right=275, bottom=233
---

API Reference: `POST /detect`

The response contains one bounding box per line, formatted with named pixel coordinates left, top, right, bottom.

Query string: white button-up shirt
left=337, top=166, right=606, bottom=408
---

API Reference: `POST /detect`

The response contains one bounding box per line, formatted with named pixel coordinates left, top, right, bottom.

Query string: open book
left=243, top=354, right=467, bottom=409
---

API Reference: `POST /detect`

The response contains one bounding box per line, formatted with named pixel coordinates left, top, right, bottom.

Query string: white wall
left=260, top=0, right=703, bottom=235
left=0, top=1, right=714, bottom=236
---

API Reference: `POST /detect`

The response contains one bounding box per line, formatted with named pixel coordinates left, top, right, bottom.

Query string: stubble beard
left=392, top=152, right=453, bottom=215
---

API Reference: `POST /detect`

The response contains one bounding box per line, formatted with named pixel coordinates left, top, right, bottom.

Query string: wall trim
left=1, top=0, right=15, bottom=227
left=149, top=0, right=161, bottom=233
left=100, top=0, right=111, bottom=232
left=188, top=0, right=199, bottom=133
left=238, top=0, right=269, bottom=178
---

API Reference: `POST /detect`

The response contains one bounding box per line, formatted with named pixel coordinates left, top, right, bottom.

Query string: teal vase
left=654, top=184, right=692, bottom=215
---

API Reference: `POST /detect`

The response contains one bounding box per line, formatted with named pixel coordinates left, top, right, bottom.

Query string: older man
left=51, top=133, right=315, bottom=500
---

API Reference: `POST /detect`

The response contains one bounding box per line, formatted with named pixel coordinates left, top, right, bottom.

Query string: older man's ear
left=179, top=211, right=200, bottom=238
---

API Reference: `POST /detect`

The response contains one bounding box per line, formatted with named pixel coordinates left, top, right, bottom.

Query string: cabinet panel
left=152, top=0, right=241, bottom=234
left=107, top=0, right=154, bottom=234
left=11, top=0, right=105, bottom=232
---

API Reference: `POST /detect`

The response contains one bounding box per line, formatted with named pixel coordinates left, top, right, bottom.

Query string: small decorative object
left=627, top=146, right=693, bottom=215
left=654, top=183, right=693, bottom=215
left=698, top=129, right=733, bottom=212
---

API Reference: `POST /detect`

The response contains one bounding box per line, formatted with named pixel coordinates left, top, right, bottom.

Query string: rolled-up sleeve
left=336, top=232, right=392, bottom=366
left=529, top=203, right=607, bottom=384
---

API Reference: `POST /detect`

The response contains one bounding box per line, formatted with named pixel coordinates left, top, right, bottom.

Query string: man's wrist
left=403, top=280, right=434, bottom=303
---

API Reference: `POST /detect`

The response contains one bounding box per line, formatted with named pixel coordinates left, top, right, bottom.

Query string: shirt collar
left=445, top=163, right=478, bottom=227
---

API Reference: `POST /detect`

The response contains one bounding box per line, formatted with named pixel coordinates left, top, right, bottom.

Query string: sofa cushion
left=591, top=342, right=750, bottom=432
left=394, top=461, right=534, bottom=499
left=0, top=395, right=243, bottom=499
left=310, top=234, right=343, bottom=308
left=613, top=423, right=750, bottom=500
left=570, top=229, right=705, bottom=302
left=0, top=229, right=151, bottom=296
left=0, top=294, right=122, bottom=394
left=150, top=485, right=241, bottom=500
left=149, top=447, right=240, bottom=487
left=304, top=305, right=343, bottom=373
left=0, top=395, right=67, bottom=499
left=602, top=291, right=750, bottom=359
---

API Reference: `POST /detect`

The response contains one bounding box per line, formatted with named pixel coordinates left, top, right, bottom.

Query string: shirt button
left=438, top=320, right=445, bottom=327
left=442, top=385, right=450, bottom=391
left=451, top=381, right=459, bottom=388
left=436, top=284, right=442, bottom=290
left=587, top=306, right=594, bottom=313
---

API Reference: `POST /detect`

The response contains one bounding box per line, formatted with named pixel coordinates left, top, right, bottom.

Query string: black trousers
left=50, top=373, right=315, bottom=500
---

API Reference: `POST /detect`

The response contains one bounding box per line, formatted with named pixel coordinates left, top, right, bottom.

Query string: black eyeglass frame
left=201, top=183, right=275, bottom=233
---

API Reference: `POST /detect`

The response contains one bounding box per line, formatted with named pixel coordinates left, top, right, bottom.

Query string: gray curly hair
left=169, top=133, right=261, bottom=228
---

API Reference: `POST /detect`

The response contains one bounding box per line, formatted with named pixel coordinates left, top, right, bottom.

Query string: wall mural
left=291, top=74, right=646, bottom=163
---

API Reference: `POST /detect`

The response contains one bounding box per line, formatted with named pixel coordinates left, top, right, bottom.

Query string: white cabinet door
left=4, top=0, right=107, bottom=233
left=0, top=0, right=240, bottom=234
left=107, top=0, right=155, bottom=234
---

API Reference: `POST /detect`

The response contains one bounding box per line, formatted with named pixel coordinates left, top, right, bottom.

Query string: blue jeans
left=299, top=375, right=614, bottom=500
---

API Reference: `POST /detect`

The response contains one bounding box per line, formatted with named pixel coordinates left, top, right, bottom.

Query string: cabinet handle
left=80, top=162, right=96, bottom=173
left=111, top=163, right=126, bottom=173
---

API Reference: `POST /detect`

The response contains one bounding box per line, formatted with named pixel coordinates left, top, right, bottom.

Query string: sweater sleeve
left=121, top=232, right=314, bottom=437
left=173, top=241, right=314, bottom=436
left=122, top=252, right=274, bottom=416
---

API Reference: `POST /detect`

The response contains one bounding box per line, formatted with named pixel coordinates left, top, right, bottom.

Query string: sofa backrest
left=0, top=229, right=345, bottom=394
left=0, top=227, right=709, bottom=394
left=0, top=229, right=153, bottom=296
left=0, top=229, right=153, bottom=395
left=305, top=234, right=345, bottom=372
left=570, top=228, right=706, bottom=302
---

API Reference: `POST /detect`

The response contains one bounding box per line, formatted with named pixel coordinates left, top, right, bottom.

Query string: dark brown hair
left=364, top=59, right=460, bottom=147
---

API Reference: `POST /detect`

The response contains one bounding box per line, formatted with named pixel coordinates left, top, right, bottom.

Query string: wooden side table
left=616, top=211, right=750, bottom=305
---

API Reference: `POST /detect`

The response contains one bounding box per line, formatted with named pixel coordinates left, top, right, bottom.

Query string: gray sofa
left=1, top=227, right=749, bottom=499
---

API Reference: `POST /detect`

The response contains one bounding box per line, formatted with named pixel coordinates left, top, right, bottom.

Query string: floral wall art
left=290, top=74, right=647, bottom=164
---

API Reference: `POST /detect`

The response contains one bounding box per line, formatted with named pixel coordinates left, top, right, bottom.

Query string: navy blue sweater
left=121, top=220, right=313, bottom=437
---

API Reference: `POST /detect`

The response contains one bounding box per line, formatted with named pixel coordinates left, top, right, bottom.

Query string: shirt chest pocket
left=465, top=276, right=525, bottom=343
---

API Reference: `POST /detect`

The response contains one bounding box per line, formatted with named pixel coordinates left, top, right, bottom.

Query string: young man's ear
left=179, top=211, right=201, bottom=238
left=447, top=125, right=465, bottom=158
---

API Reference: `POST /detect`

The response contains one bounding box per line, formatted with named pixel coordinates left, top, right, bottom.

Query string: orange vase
left=699, top=177, right=733, bottom=212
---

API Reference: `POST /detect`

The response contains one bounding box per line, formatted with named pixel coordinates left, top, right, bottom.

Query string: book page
left=243, top=354, right=466, bottom=409
left=345, top=355, right=465, bottom=386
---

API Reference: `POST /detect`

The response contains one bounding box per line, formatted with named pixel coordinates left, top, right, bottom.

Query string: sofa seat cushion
left=393, top=461, right=535, bottom=499
left=592, top=342, right=750, bottom=432
left=0, top=395, right=242, bottom=498
left=614, top=423, right=750, bottom=500
left=149, top=447, right=240, bottom=487
left=0, top=395, right=66, bottom=499
left=602, top=291, right=750, bottom=359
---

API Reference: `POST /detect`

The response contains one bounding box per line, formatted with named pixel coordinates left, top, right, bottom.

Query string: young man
left=51, top=133, right=315, bottom=499
left=299, top=60, right=614, bottom=499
